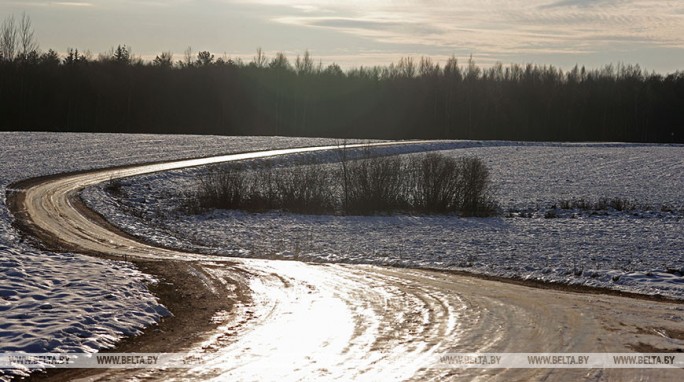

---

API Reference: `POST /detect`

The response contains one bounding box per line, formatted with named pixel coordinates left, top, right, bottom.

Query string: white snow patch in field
left=0, top=246, right=168, bottom=352
left=446, top=144, right=684, bottom=210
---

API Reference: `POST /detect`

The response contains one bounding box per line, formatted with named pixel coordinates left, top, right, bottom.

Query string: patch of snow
left=445, top=144, right=684, bottom=210
left=0, top=246, right=168, bottom=353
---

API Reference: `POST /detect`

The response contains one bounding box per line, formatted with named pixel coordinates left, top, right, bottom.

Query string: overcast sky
left=2, top=0, right=682, bottom=72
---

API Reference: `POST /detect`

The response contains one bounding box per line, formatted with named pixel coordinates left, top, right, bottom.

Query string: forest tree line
left=1, top=16, right=682, bottom=142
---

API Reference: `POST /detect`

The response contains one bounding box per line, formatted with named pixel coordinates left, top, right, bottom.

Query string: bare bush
left=602, top=197, right=637, bottom=212
left=271, top=160, right=335, bottom=214
left=459, top=157, right=496, bottom=216
left=410, top=153, right=463, bottom=213
left=552, top=197, right=654, bottom=214
left=186, top=152, right=498, bottom=216
left=345, top=155, right=405, bottom=214
left=193, top=164, right=247, bottom=212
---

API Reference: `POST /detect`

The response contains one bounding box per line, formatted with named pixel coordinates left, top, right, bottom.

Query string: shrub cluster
left=504, top=197, right=683, bottom=219
left=185, top=152, right=497, bottom=216
left=557, top=197, right=644, bottom=212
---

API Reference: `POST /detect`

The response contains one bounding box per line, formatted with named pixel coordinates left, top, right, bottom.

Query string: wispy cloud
left=7, top=0, right=190, bottom=8
left=277, top=16, right=444, bottom=38
left=540, top=0, right=626, bottom=9
left=259, top=0, right=684, bottom=56
left=2, top=0, right=681, bottom=72
left=3, top=0, right=94, bottom=6
left=53, top=2, right=94, bottom=6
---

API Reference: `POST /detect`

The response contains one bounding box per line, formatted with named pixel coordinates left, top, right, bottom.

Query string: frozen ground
left=457, top=144, right=684, bottom=210
left=2, top=134, right=682, bottom=376
left=83, top=141, right=684, bottom=299
left=0, top=132, right=347, bottom=377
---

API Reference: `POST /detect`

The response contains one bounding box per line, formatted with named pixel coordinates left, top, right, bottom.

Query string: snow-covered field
left=1, top=133, right=683, bottom=377
left=83, top=141, right=684, bottom=299
left=0, top=132, right=347, bottom=377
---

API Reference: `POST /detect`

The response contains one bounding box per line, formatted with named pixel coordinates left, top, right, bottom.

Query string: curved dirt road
left=10, top=144, right=684, bottom=381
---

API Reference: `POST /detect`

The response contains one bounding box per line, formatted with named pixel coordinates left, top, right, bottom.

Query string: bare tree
left=294, top=50, right=314, bottom=75
left=419, top=56, right=439, bottom=77
left=465, top=55, right=480, bottom=81
left=0, top=15, right=18, bottom=61
left=443, top=55, right=462, bottom=80
left=182, top=46, right=193, bottom=67
left=253, top=47, right=267, bottom=68
left=19, top=13, right=38, bottom=58
left=398, top=57, right=416, bottom=78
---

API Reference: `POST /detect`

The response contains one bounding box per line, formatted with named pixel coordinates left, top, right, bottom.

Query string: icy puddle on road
left=129, top=259, right=683, bottom=382
left=189, top=259, right=445, bottom=381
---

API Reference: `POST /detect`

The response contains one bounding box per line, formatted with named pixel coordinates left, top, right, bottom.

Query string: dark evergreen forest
left=1, top=43, right=682, bottom=142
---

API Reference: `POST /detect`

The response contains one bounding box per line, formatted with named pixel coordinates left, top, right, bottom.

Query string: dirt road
left=9, top=144, right=683, bottom=381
